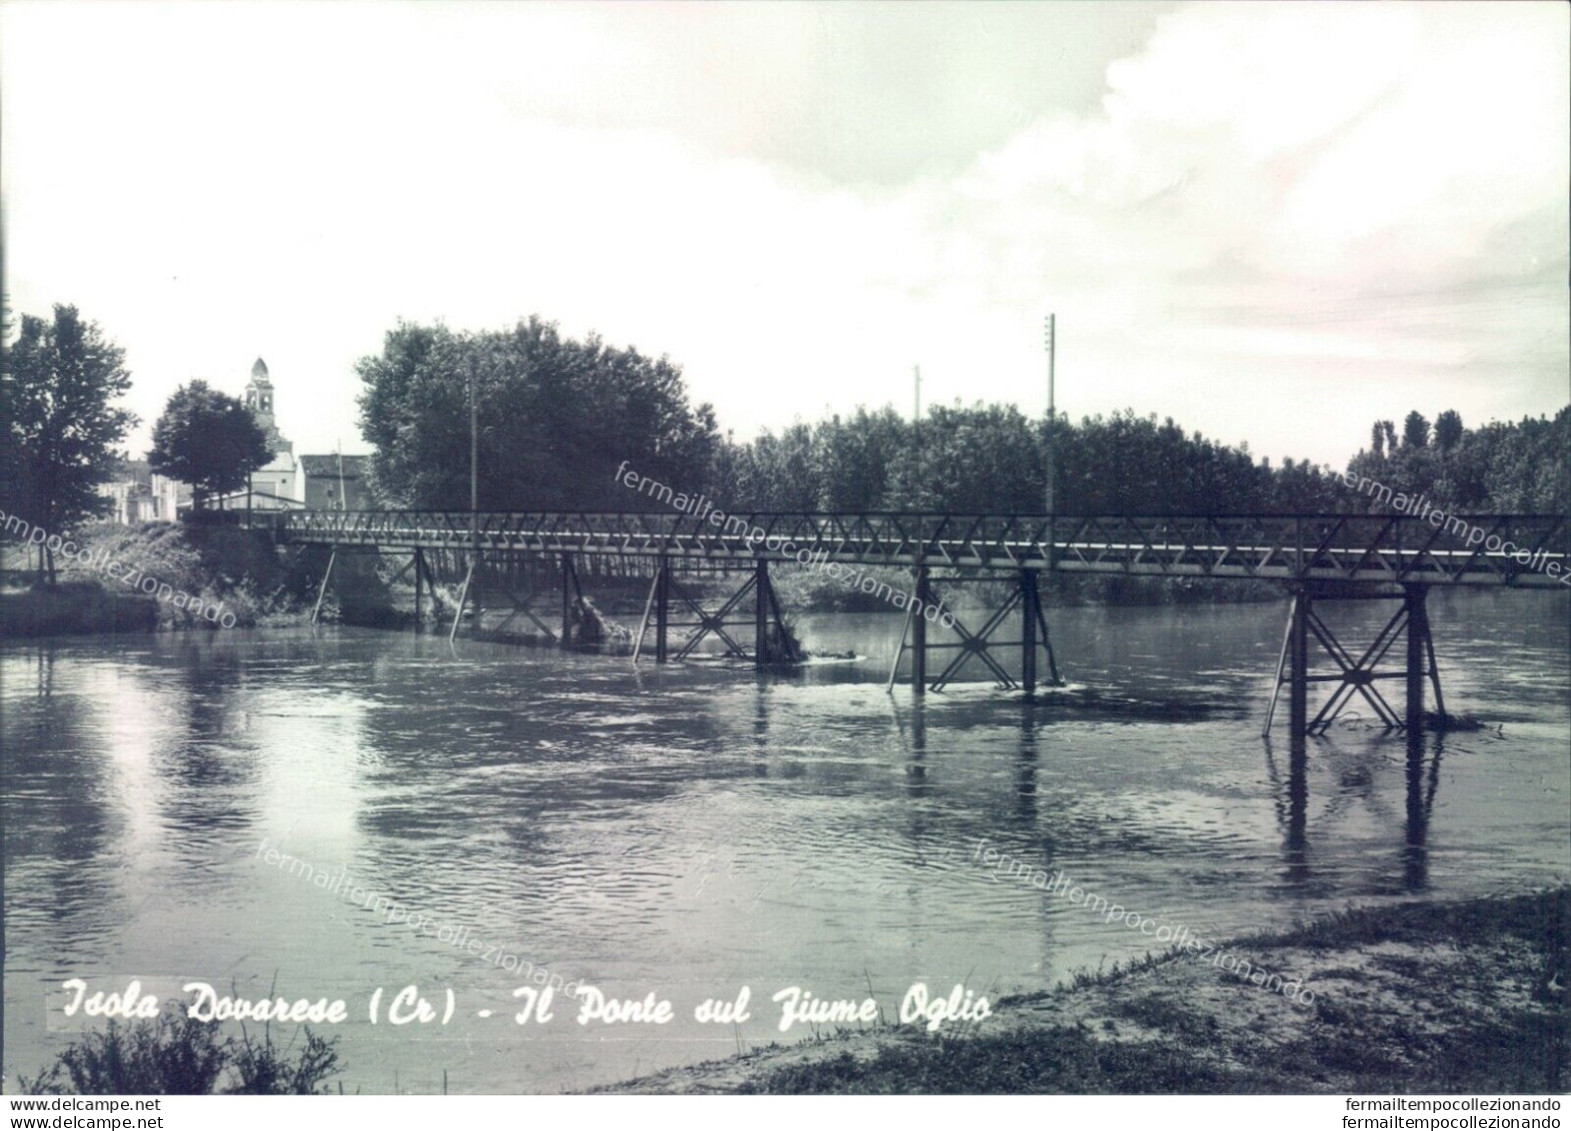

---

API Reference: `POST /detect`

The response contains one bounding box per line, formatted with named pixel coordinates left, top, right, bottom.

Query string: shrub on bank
left=0, top=581, right=158, bottom=636
left=53, top=522, right=305, bottom=629
left=20, top=1013, right=341, bottom=1095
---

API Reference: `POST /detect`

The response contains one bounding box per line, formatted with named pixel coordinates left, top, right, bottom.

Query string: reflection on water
left=1263, top=727, right=1446, bottom=894
left=3, top=591, right=1567, bottom=1093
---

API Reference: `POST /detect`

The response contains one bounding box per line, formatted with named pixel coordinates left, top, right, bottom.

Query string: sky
left=3, top=0, right=1567, bottom=470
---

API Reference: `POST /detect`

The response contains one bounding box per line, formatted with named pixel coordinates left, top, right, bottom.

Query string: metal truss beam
left=270, top=510, right=1569, bottom=588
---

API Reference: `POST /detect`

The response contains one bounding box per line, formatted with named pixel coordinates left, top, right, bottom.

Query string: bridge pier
left=638, top=560, right=800, bottom=665
left=894, top=568, right=1062, bottom=694
left=310, top=547, right=338, bottom=626
left=1021, top=570, right=1037, bottom=693
left=562, top=553, right=573, bottom=645
left=559, top=553, right=596, bottom=648
left=1020, top=569, right=1061, bottom=695
left=755, top=561, right=770, bottom=666
left=1289, top=590, right=1308, bottom=736
left=750, top=561, right=803, bottom=667
left=413, top=548, right=425, bottom=628
left=1264, top=583, right=1443, bottom=737
left=1405, top=584, right=1441, bottom=730
left=671, top=568, right=755, bottom=662
left=655, top=557, right=670, bottom=663
left=448, top=555, right=476, bottom=643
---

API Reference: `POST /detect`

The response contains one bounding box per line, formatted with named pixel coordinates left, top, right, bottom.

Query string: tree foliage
left=1434, top=409, right=1464, bottom=453
left=148, top=380, right=273, bottom=509
left=1345, top=405, right=1569, bottom=515
left=713, top=401, right=1568, bottom=518
left=1, top=304, right=137, bottom=580
left=353, top=315, right=1567, bottom=523
left=1402, top=410, right=1430, bottom=450
left=712, top=405, right=1344, bottom=515
left=355, top=316, right=722, bottom=509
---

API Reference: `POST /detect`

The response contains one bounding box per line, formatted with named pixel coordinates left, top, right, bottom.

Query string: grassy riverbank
left=610, top=889, right=1568, bottom=1094
left=12, top=876, right=1562, bottom=1094
left=1, top=522, right=315, bottom=636
left=0, top=580, right=160, bottom=636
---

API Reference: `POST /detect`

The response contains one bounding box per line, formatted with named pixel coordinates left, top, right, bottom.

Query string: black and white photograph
left=1, top=0, right=1567, bottom=1120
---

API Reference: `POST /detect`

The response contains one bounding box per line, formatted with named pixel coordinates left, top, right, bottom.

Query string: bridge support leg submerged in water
left=559, top=553, right=600, bottom=648
left=442, top=552, right=600, bottom=645
left=631, top=562, right=798, bottom=666
left=751, top=561, right=802, bottom=667
left=412, top=548, right=426, bottom=627
left=310, top=547, right=338, bottom=626
left=632, top=560, right=800, bottom=666
left=1264, top=583, right=1444, bottom=737
left=893, top=568, right=1062, bottom=695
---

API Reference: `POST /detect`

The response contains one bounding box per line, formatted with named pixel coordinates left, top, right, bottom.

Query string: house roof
left=111, top=458, right=152, bottom=484
left=298, top=454, right=370, bottom=477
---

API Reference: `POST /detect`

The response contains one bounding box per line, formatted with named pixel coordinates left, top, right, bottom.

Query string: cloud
left=2, top=1, right=1564, bottom=470
left=924, top=1, right=1569, bottom=457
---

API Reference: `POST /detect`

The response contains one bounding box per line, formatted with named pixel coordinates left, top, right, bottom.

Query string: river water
left=3, top=591, right=1567, bottom=1093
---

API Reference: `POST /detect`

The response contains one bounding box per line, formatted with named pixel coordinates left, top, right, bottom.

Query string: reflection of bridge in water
left=266, top=509, right=1568, bottom=736
left=902, top=696, right=1447, bottom=894
left=1265, top=729, right=1445, bottom=893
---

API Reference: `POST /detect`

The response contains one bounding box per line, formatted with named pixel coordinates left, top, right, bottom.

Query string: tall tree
left=0, top=301, right=19, bottom=524
left=1434, top=409, right=1464, bottom=453
left=356, top=316, right=723, bottom=510
left=1346, top=407, right=1567, bottom=516
left=1402, top=411, right=1430, bottom=449
left=148, top=380, right=273, bottom=511
left=2, top=304, right=137, bottom=582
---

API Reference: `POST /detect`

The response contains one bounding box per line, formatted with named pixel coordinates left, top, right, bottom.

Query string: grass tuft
left=20, top=1014, right=342, bottom=1096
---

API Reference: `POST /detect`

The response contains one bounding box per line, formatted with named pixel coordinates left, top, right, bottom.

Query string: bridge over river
left=263, top=509, right=1569, bottom=737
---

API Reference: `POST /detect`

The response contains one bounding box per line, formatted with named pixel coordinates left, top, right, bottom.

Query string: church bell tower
left=244, top=357, right=291, bottom=455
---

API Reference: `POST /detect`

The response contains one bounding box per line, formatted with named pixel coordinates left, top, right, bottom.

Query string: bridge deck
left=270, top=510, right=1570, bottom=588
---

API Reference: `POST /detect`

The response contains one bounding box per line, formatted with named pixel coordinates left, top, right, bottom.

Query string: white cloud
left=2, top=0, right=1564, bottom=472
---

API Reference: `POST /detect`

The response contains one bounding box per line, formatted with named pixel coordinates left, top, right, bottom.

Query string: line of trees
left=714, top=405, right=1350, bottom=514
left=1345, top=407, right=1570, bottom=514
left=355, top=314, right=1569, bottom=518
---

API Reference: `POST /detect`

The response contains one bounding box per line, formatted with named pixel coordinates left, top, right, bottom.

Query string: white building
left=98, top=460, right=189, bottom=523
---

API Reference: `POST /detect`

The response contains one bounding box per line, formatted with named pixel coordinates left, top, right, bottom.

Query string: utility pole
left=1044, top=314, right=1056, bottom=515
left=457, top=355, right=482, bottom=640
left=1044, top=315, right=1057, bottom=561
left=468, top=355, right=479, bottom=553
left=913, top=364, right=922, bottom=506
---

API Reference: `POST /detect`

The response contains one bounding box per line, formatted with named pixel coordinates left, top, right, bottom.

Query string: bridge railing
left=270, top=510, right=1570, bottom=586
